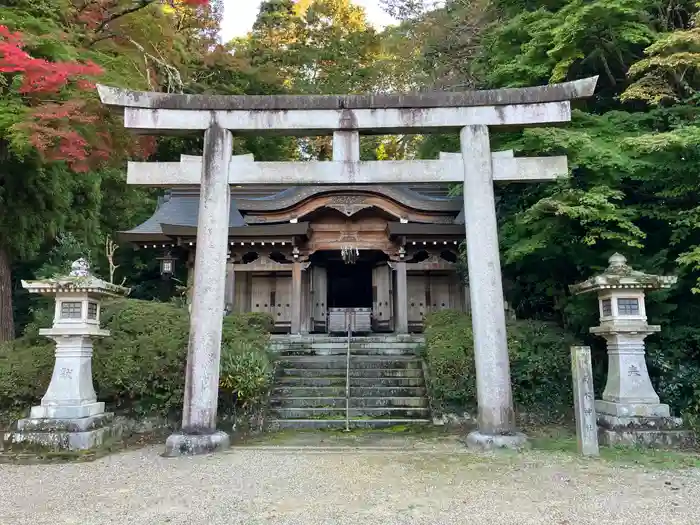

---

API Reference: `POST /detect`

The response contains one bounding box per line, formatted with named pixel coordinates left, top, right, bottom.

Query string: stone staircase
left=268, top=335, right=430, bottom=429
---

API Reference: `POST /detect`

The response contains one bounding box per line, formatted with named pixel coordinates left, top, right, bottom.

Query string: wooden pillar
left=301, top=268, right=311, bottom=334
left=395, top=261, right=408, bottom=334
left=291, top=261, right=302, bottom=335
left=224, top=261, right=235, bottom=313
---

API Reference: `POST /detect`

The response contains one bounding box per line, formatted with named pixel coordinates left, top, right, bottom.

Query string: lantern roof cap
left=569, top=253, right=677, bottom=295
left=21, top=258, right=130, bottom=297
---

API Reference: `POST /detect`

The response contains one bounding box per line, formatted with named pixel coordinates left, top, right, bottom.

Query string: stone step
left=270, top=407, right=430, bottom=419
left=278, top=368, right=423, bottom=378
left=277, top=348, right=421, bottom=356
left=272, top=386, right=427, bottom=398
left=267, top=418, right=431, bottom=430
left=270, top=397, right=428, bottom=409
left=272, top=340, right=424, bottom=347
left=270, top=397, right=345, bottom=408
left=276, top=357, right=422, bottom=370
left=271, top=336, right=425, bottom=344
left=276, top=376, right=425, bottom=387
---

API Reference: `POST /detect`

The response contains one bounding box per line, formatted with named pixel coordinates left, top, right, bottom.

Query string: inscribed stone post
left=570, top=346, right=599, bottom=456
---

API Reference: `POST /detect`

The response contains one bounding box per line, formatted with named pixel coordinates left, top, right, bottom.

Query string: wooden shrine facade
left=122, top=183, right=468, bottom=334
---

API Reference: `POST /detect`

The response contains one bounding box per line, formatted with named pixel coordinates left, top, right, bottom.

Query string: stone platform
left=596, top=410, right=694, bottom=448
left=4, top=413, right=122, bottom=451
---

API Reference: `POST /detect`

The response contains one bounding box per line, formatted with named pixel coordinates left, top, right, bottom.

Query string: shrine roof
left=98, top=77, right=597, bottom=111
left=160, top=222, right=311, bottom=238
left=121, top=192, right=245, bottom=242
left=120, top=185, right=463, bottom=243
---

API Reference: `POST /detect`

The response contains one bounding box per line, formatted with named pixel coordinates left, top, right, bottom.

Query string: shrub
left=646, top=324, right=700, bottom=418
left=424, top=310, right=579, bottom=415
left=0, top=338, right=54, bottom=421
left=219, top=341, right=275, bottom=411
left=423, top=311, right=475, bottom=411
left=0, top=299, right=273, bottom=421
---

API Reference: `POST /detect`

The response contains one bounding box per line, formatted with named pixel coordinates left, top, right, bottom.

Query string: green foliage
left=219, top=341, right=275, bottom=410
left=0, top=299, right=273, bottom=420
left=646, top=325, right=700, bottom=417
left=423, top=310, right=475, bottom=410
left=0, top=337, right=53, bottom=419
left=239, top=0, right=382, bottom=94
left=424, top=310, right=579, bottom=414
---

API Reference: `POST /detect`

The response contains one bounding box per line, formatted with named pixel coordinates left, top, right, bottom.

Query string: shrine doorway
left=310, top=250, right=391, bottom=333
left=327, top=260, right=373, bottom=309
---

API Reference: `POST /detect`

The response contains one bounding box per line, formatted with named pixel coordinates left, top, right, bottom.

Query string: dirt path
left=1, top=432, right=698, bottom=525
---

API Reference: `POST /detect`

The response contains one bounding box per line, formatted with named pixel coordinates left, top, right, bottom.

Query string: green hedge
left=0, top=299, right=274, bottom=421
left=423, top=310, right=579, bottom=415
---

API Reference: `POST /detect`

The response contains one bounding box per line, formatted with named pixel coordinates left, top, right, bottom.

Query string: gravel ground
left=1, top=441, right=699, bottom=525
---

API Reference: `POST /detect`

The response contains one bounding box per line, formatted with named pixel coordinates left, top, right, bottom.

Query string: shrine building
left=121, top=176, right=468, bottom=334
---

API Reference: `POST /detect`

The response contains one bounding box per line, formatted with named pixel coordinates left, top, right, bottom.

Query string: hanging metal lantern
left=341, top=245, right=359, bottom=265
left=157, top=251, right=176, bottom=276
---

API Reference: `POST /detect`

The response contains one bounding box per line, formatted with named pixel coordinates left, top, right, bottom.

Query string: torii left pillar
left=164, top=122, right=232, bottom=456
left=461, top=125, right=527, bottom=449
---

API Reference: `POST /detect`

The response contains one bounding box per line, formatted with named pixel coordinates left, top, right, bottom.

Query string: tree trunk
left=0, top=246, right=15, bottom=343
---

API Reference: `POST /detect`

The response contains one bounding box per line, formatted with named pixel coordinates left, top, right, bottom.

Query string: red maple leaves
left=0, top=26, right=103, bottom=94
left=0, top=25, right=109, bottom=171
left=0, top=0, right=211, bottom=172
left=0, top=25, right=156, bottom=171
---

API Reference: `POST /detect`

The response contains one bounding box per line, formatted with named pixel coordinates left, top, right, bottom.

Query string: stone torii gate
left=98, top=77, right=597, bottom=455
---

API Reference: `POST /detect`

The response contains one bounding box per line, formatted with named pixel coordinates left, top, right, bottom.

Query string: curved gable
left=244, top=189, right=458, bottom=225
left=236, top=185, right=461, bottom=213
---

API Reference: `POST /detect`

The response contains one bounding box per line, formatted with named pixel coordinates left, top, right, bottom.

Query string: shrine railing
left=344, top=308, right=355, bottom=432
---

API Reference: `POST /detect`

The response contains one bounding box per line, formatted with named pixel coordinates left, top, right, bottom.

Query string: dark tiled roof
left=123, top=185, right=461, bottom=240
left=125, top=193, right=245, bottom=237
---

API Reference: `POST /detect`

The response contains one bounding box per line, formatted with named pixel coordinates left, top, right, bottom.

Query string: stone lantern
left=570, top=253, right=691, bottom=446
left=5, top=258, right=129, bottom=451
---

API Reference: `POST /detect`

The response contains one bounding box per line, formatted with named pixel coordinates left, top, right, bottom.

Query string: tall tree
left=240, top=0, right=382, bottom=94
left=0, top=0, right=214, bottom=341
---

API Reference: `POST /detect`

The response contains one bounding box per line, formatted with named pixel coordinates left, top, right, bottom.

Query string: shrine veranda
left=98, top=78, right=598, bottom=454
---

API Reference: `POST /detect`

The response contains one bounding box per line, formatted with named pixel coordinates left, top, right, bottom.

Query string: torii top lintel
left=97, top=77, right=598, bottom=135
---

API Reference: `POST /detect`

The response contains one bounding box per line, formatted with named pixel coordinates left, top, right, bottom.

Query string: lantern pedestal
left=8, top=413, right=122, bottom=452
left=570, top=254, right=693, bottom=448
left=591, top=326, right=691, bottom=446
left=3, top=259, right=128, bottom=452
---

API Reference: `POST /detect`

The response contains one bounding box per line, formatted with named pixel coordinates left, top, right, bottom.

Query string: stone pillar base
left=595, top=400, right=670, bottom=418
left=464, top=431, right=529, bottom=451
left=30, top=401, right=105, bottom=420
left=163, top=430, right=230, bottom=457
left=598, top=427, right=694, bottom=448
left=4, top=412, right=121, bottom=451
left=596, top=400, right=693, bottom=448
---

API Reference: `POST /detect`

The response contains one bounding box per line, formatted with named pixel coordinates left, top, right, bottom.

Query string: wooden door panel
left=274, top=275, right=292, bottom=329
left=407, top=274, right=426, bottom=330
left=429, top=274, right=451, bottom=313
left=233, top=272, right=250, bottom=313
left=372, top=264, right=393, bottom=332
left=251, top=275, right=273, bottom=315
left=311, top=266, right=328, bottom=333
